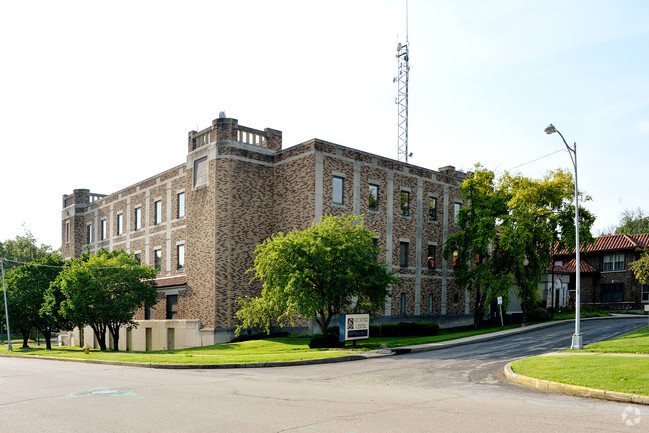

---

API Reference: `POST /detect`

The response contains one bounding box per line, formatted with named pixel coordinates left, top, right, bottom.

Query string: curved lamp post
left=544, top=124, right=582, bottom=350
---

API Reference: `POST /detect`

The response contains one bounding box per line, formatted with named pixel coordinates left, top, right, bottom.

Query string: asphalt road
left=0, top=317, right=647, bottom=433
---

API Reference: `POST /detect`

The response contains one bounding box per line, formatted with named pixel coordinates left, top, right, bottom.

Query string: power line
left=496, top=148, right=566, bottom=175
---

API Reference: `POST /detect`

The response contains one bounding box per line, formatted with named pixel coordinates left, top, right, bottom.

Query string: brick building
left=61, top=115, right=469, bottom=350
left=551, top=233, right=649, bottom=312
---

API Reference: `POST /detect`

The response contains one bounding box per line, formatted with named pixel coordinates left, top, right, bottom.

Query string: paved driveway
left=0, top=317, right=646, bottom=432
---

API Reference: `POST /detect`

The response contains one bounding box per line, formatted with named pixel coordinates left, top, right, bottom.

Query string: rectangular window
left=603, top=253, right=624, bottom=271
left=154, top=249, right=162, bottom=271
left=454, top=202, right=461, bottom=224
left=86, top=224, right=93, bottom=245
left=193, top=156, right=208, bottom=187
left=166, top=294, right=178, bottom=320
left=333, top=176, right=344, bottom=205
left=177, top=244, right=185, bottom=270
left=133, top=253, right=141, bottom=264
left=429, top=294, right=434, bottom=314
left=368, top=184, right=379, bottom=211
left=427, top=245, right=436, bottom=269
left=177, top=192, right=185, bottom=218
left=600, top=283, right=624, bottom=303
left=100, top=219, right=107, bottom=241
left=400, top=293, right=406, bottom=314
left=399, top=241, right=409, bottom=268
left=145, top=304, right=153, bottom=320
left=117, top=214, right=123, bottom=235
left=134, top=207, right=142, bottom=231
left=429, top=197, right=437, bottom=221
left=643, top=285, right=649, bottom=302
left=66, top=221, right=70, bottom=243
left=155, top=200, right=162, bottom=225
left=400, top=191, right=410, bottom=217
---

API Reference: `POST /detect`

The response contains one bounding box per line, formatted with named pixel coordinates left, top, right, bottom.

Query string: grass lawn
left=0, top=323, right=524, bottom=365
left=511, top=326, right=649, bottom=396
left=511, top=355, right=649, bottom=396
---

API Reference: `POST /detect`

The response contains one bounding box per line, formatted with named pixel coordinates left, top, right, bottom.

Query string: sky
left=1, top=0, right=648, bottom=250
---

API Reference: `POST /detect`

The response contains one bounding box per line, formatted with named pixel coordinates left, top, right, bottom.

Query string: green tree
left=443, top=167, right=513, bottom=328
left=53, top=249, right=158, bottom=351
left=615, top=208, right=649, bottom=235
left=0, top=229, right=54, bottom=271
left=445, top=165, right=595, bottom=327
left=630, top=250, right=649, bottom=284
left=4, top=254, right=64, bottom=349
left=236, top=215, right=400, bottom=335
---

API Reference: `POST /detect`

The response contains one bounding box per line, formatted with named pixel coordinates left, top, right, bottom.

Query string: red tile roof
left=548, top=264, right=572, bottom=275
left=557, top=233, right=649, bottom=254
left=562, top=258, right=598, bottom=273
left=154, top=274, right=187, bottom=288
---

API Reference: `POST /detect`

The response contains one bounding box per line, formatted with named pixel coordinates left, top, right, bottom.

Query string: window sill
left=601, top=270, right=626, bottom=274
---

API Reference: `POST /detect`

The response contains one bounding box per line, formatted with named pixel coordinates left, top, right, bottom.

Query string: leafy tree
left=443, top=167, right=513, bottom=328
left=630, top=250, right=649, bottom=284
left=0, top=229, right=54, bottom=271
left=445, top=165, right=595, bottom=327
left=615, top=208, right=649, bottom=235
left=236, top=215, right=400, bottom=335
left=52, top=249, right=158, bottom=351
left=4, top=254, right=64, bottom=349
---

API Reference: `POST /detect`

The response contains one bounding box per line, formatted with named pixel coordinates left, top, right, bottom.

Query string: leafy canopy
left=236, top=215, right=399, bottom=334
left=444, top=165, right=595, bottom=326
left=52, top=249, right=158, bottom=351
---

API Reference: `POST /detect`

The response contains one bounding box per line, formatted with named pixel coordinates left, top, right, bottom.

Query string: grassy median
left=0, top=323, right=522, bottom=365
left=511, top=327, right=649, bottom=396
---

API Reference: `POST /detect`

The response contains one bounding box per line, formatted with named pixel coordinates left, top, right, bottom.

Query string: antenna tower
left=395, top=1, right=410, bottom=163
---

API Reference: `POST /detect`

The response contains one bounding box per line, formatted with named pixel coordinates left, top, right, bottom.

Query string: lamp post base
left=570, top=334, right=583, bottom=350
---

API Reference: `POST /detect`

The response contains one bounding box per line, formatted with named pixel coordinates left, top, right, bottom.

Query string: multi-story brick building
left=61, top=115, right=469, bottom=350
left=551, top=233, right=649, bottom=312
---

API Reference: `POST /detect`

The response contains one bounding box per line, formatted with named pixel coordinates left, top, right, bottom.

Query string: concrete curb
left=0, top=352, right=371, bottom=369
left=504, top=361, right=649, bottom=405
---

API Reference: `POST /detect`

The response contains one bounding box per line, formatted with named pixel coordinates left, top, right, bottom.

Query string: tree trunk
left=91, top=325, right=107, bottom=351
left=21, top=328, right=30, bottom=348
left=473, top=288, right=487, bottom=328
left=40, top=328, right=52, bottom=350
left=109, top=327, right=120, bottom=351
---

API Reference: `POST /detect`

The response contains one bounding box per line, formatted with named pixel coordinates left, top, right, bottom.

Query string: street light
left=522, top=257, right=529, bottom=326
left=544, top=124, right=582, bottom=350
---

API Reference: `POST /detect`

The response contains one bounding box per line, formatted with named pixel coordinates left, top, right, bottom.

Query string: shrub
left=230, top=331, right=290, bottom=343
left=369, top=322, right=439, bottom=338
left=309, top=333, right=344, bottom=349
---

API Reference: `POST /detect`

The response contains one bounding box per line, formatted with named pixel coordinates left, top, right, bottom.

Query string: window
left=399, top=241, right=409, bottom=268
left=86, top=224, right=93, bottom=245
left=429, top=197, right=437, bottom=221
left=145, top=304, right=153, bottom=320
left=155, top=200, right=162, bottom=225
left=193, top=157, right=208, bottom=187
left=429, top=294, right=434, bottom=314
left=400, top=191, right=410, bottom=216
left=427, top=245, right=436, bottom=269
left=154, top=249, right=162, bottom=271
left=177, top=192, right=185, bottom=218
left=117, top=214, right=123, bottom=235
left=603, top=253, right=624, bottom=271
left=371, top=238, right=379, bottom=262
left=643, top=285, right=649, bottom=303
left=66, top=221, right=70, bottom=243
left=133, top=253, right=141, bottom=264
left=454, top=202, right=461, bottom=224
left=177, top=244, right=185, bottom=270
left=100, top=219, right=107, bottom=241
left=400, top=293, right=406, bottom=314
left=166, top=294, right=178, bottom=320
left=600, top=283, right=624, bottom=303
left=368, top=184, right=379, bottom=211
left=134, top=207, right=142, bottom=230
left=333, top=176, right=344, bottom=205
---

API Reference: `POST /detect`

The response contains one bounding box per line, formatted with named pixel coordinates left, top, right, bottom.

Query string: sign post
left=497, top=296, right=504, bottom=329
left=339, top=314, right=370, bottom=345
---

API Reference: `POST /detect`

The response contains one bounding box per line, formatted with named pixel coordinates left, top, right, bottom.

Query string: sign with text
left=339, top=314, right=370, bottom=342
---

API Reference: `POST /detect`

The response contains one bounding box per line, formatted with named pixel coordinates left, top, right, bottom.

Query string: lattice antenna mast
left=395, top=2, right=410, bottom=163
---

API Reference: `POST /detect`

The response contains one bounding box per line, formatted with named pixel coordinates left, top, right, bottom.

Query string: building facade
left=552, top=233, right=649, bottom=312
left=61, top=115, right=469, bottom=350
